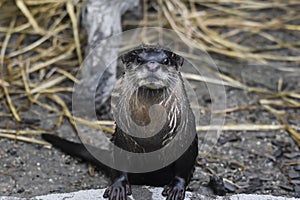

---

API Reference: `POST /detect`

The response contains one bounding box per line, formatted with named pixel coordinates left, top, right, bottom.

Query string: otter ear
left=170, top=52, right=184, bottom=68
left=172, top=53, right=184, bottom=68
left=121, top=50, right=138, bottom=66
left=121, top=52, right=133, bottom=66
left=121, top=51, right=132, bottom=64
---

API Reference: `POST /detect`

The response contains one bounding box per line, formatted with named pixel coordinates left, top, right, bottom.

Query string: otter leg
left=103, top=171, right=132, bottom=200
left=162, top=136, right=198, bottom=200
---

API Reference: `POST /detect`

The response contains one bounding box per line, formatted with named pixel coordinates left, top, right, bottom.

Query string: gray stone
left=1, top=187, right=299, bottom=200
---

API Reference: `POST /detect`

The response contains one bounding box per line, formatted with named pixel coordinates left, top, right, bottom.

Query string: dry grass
left=158, top=0, right=300, bottom=63
left=0, top=0, right=299, bottom=147
left=0, top=0, right=86, bottom=144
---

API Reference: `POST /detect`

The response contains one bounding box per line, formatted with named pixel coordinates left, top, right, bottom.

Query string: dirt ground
left=1, top=54, right=299, bottom=198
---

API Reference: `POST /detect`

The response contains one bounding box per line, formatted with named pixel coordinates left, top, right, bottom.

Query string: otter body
left=42, top=45, right=198, bottom=200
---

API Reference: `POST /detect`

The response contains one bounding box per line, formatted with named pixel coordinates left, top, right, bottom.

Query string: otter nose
left=146, top=61, right=160, bottom=72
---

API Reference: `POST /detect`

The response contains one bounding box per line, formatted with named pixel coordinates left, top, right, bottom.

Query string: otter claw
left=162, top=177, right=186, bottom=200
left=103, top=178, right=131, bottom=200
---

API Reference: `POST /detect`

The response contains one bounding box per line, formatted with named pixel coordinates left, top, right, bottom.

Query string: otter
left=42, top=45, right=198, bottom=200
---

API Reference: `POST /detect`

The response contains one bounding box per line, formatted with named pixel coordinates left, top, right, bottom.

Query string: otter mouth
left=138, top=76, right=166, bottom=89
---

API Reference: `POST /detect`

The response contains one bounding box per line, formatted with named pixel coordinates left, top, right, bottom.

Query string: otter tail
left=42, top=134, right=110, bottom=175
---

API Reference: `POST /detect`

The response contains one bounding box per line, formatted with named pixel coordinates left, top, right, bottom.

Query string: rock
left=1, top=187, right=300, bottom=200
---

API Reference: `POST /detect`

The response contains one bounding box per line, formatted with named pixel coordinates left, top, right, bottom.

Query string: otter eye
left=136, top=57, right=143, bottom=63
left=162, top=58, right=169, bottom=65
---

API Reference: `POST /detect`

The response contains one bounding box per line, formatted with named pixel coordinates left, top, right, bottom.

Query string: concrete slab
left=0, top=187, right=298, bottom=200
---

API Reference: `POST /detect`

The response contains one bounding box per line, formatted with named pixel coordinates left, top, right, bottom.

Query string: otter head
left=121, top=45, right=184, bottom=90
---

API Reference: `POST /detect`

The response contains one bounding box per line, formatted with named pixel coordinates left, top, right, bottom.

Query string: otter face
left=122, top=46, right=184, bottom=90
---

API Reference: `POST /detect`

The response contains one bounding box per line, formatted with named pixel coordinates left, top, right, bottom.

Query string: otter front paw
left=162, top=176, right=186, bottom=200
left=103, top=177, right=132, bottom=200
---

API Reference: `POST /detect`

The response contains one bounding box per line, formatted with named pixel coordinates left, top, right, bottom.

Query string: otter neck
left=129, top=87, right=174, bottom=126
